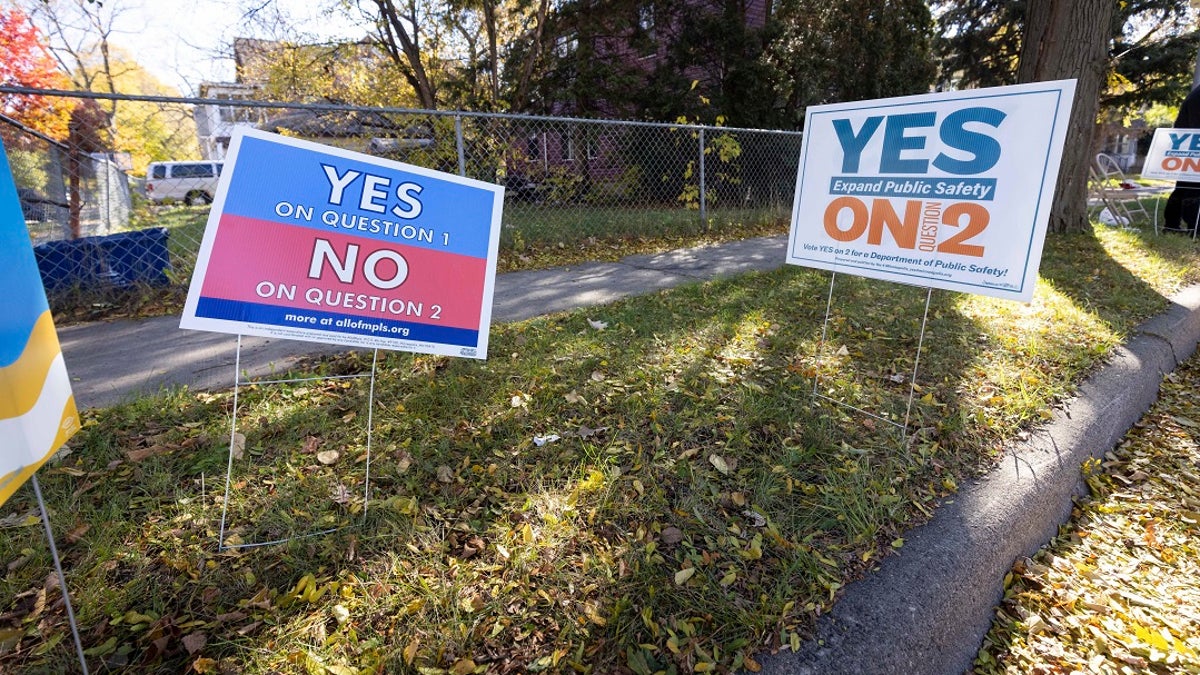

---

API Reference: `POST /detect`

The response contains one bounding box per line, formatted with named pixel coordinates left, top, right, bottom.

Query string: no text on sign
left=786, top=80, right=1076, bottom=302
left=181, top=128, right=504, bottom=358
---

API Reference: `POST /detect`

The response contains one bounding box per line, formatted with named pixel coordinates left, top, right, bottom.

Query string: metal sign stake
left=31, top=474, right=89, bottom=675
left=811, top=273, right=935, bottom=441
left=217, top=337, right=378, bottom=551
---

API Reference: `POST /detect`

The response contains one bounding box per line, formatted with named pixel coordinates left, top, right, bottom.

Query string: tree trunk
left=373, top=0, right=438, bottom=109
left=512, top=0, right=551, bottom=112
left=1017, top=0, right=1114, bottom=234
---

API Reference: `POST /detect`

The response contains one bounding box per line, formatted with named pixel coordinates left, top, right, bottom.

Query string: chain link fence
left=1, top=88, right=802, bottom=314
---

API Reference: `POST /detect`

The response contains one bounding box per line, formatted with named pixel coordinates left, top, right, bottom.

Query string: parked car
left=145, top=160, right=224, bottom=205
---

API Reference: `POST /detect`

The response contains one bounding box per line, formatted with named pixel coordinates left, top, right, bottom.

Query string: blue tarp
left=34, top=227, right=171, bottom=292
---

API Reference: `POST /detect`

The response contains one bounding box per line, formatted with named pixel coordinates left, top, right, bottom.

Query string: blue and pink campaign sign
left=786, top=81, right=1075, bottom=302
left=181, top=128, right=504, bottom=358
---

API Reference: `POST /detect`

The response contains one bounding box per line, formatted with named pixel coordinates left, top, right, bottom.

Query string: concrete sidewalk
left=56, top=234, right=1200, bottom=674
left=58, top=234, right=787, bottom=409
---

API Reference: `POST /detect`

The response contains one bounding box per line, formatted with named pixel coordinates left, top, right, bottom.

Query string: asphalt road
left=59, top=234, right=787, bottom=410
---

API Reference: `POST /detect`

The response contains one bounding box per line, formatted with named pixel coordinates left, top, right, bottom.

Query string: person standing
left=1162, top=84, right=1200, bottom=232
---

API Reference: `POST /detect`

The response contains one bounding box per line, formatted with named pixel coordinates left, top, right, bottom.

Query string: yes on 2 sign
left=787, top=81, right=1076, bottom=302
left=181, top=128, right=505, bottom=358
left=1141, top=127, right=1200, bottom=183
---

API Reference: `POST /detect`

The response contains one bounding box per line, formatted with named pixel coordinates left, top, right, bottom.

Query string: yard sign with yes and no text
left=786, top=80, right=1076, bottom=302
left=181, top=128, right=505, bottom=358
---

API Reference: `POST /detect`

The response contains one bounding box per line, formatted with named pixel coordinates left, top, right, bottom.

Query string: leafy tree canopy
left=935, top=0, right=1200, bottom=113
left=0, top=7, right=73, bottom=139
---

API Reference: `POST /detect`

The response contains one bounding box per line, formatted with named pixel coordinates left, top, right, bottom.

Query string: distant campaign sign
left=786, top=81, right=1076, bottom=302
left=181, top=128, right=504, bottom=358
left=1141, top=127, right=1200, bottom=182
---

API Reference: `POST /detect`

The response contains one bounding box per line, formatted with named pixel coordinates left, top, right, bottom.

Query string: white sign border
left=180, top=127, right=505, bottom=359
left=785, top=80, right=1076, bottom=303
left=1141, top=127, right=1200, bottom=182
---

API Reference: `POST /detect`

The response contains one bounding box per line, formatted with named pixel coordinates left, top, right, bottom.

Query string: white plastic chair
left=1089, top=153, right=1158, bottom=232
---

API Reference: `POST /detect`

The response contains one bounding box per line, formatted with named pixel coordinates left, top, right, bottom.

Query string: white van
left=145, top=161, right=224, bottom=205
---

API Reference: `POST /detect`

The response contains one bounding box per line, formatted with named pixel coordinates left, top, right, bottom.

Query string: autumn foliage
left=0, top=7, right=73, bottom=140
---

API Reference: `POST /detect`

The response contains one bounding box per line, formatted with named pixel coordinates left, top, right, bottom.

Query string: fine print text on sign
left=786, top=80, right=1076, bottom=302
left=1141, top=127, right=1200, bottom=182
left=181, top=128, right=504, bottom=358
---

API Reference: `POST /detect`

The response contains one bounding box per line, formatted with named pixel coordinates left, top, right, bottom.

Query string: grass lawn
left=4, top=225, right=1199, bottom=673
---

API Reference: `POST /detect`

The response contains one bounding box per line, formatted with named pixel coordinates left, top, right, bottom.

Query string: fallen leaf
left=533, top=434, right=561, bottom=446
left=403, top=638, right=420, bottom=665
left=230, top=433, right=246, bottom=460
left=674, top=567, right=696, bottom=585
left=836, top=345, right=850, bottom=356
left=661, top=526, right=684, bottom=545
left=564, top=390, right=585, bottom=404
left=302, top=436, right=319, bottom=454
left=591, top=370, right=606, bottom=382
left=64, top=524, right=90, bottom=545
left=396, top=450, right=413, bottom=473
left=316, top=450, right=340, bottom=465
left=437, top=465, right=454, bottom=483
left=709, top=454, right=731, bottom=475
left=330, top=484, right=352, bottom=505
left=578, top=425, right=609, bottom=439
left=587, top=318, right=608, bottom=330
left=181, top=632, right=207, bottom=655
left=331, top=604, right=350, bottom=624
left=451, top=659, right=477, bottom=675
left=742, top=510, right=766, bottom=527
left=191, top=657, right=218, bottom=673
left=459, top=594, right=485, bottom=613
left=126, top=445, right=172, bottom=462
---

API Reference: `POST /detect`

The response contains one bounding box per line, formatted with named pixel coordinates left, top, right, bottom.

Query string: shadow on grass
left=4, top=228, right=1197, bottom=673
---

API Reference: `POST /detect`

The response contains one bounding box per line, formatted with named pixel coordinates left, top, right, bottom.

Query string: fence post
left=699, top=127, right=707, bottom=229
left=455, top=116, right=466, bottom=178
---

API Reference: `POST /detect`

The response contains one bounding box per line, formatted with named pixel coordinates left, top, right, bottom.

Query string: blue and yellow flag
left=0, top=139, right=79, bottom=506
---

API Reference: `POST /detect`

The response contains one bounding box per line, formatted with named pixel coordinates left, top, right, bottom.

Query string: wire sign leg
left=811, top=276, right=935, bottom=441
left=31, top=474, right=89, bottom=675
left=217, top=338, right=380, bottom=551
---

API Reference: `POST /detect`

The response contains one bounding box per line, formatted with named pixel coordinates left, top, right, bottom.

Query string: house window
left=563, top=134, right=598, bottom=162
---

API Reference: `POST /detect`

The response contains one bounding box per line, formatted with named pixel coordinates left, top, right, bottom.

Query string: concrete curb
left=759, top=284, right=1200, bottom=675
